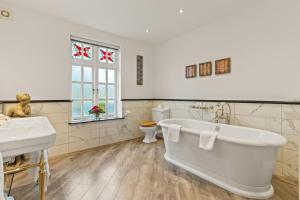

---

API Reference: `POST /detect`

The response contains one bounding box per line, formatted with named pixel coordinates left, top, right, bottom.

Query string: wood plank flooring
left=6, top=138, right=299, bottom=200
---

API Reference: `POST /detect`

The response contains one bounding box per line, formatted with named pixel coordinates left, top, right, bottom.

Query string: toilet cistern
left=139, top=106, right=170, bottom=143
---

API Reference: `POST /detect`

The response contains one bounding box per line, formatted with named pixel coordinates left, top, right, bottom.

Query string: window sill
left=69, top=117, right=125, bottom=125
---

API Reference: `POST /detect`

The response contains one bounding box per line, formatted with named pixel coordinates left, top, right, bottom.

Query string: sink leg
left=39, top=150, right=46, bottom=200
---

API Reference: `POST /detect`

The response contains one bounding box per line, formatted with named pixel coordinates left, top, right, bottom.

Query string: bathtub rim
left=159, top=118, right=286, bottom=147
left=164, top=153, right=274, bottom=199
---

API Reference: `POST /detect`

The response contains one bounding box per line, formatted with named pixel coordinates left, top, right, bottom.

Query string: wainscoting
left=152, top=100, right=299, bottom=181
left=2, top=101, right=152, bottom=156
left=2, top=99, right=299, bottom=181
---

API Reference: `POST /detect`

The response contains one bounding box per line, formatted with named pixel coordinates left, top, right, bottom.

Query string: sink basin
left=0, top=117, right=56, bottom=158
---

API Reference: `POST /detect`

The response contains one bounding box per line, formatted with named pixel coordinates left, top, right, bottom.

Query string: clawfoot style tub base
left=164, top=153, right=274, bottom=199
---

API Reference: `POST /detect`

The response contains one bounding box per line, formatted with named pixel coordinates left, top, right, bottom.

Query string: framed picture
left=199, top=62, right=212, bottom=76
left=137, top=55, right=143, bottom=85
left=185, top=65, right=197, bottom=78
left=215, top=58, right=231, bottom=75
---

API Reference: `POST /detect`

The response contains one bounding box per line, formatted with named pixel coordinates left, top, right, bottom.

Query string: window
left=71, top=37, right=120, bottom=121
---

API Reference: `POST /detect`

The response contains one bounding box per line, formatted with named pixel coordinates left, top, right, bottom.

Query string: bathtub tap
left=190, top=102, right=214, bottom=111
left=214, top=102, right=231, bottom=124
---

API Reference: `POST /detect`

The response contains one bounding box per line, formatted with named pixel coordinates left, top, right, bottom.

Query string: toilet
left=139, top=106, right=170, bottom=143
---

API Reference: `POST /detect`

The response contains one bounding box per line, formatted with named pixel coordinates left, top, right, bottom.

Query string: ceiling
left=5, top=0, right=262, bottom=44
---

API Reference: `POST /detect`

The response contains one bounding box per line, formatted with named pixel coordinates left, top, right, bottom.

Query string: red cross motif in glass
left=73, top=43, right=91, bottom=59
left=99, top=49, right=114, bottom=63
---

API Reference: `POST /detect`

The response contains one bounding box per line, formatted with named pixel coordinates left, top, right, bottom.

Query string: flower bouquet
left=88, top=103, right=105, bottom=119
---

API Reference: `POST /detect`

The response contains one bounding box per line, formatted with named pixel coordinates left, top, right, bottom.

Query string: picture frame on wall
left=185, top=65, right=197, bottom=78
left=199, top=62, right=212, bottom=76
left=215, top=58, right=231, bottom=75
left=137, top=55, right=143, bottom=85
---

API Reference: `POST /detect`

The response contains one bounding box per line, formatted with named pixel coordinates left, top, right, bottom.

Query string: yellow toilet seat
left=140, top=121, right=157, bottom=127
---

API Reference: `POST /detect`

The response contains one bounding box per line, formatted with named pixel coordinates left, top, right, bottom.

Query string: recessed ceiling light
left=179, top=9, right=184, bottom=14
left=146, top=29, right=149, bottom=33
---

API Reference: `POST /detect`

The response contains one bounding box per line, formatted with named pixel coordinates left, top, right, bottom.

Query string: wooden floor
left=6, top=138, right=299, bottom=200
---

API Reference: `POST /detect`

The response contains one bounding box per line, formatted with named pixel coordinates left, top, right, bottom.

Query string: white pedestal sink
left=0, top=116, right=56, bottom=158
left=0, top=116, right=56, bottom=200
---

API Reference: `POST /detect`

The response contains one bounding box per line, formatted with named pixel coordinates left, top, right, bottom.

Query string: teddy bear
left=7, top=93, right=31, bottom=117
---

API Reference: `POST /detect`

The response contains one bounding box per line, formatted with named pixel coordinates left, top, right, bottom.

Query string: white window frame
left=71, top=37, right=120, bottom=121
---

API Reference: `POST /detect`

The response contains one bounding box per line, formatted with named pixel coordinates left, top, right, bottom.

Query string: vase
left=94, top=113, right=100, bottom=120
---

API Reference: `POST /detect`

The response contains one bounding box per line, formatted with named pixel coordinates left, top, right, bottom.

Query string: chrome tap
left=190, top=102, right=214, bottom=111
left=214, top=102, right=231, bottom=124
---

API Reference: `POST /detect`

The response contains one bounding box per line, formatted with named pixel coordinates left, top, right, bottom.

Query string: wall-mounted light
left=179, top=9, right=184, bottom=14
left=145, top=29, right=150, bottom=33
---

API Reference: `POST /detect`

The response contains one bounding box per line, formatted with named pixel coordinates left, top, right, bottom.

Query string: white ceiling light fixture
left=179, top=9, right=184, bottom=14
left=145, top=29, right=149, bottom=33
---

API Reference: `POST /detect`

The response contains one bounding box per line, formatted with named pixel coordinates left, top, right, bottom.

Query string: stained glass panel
left=82, top=44, right=92, bottom=60
left=98, top=48, right=115, bottom=64
left=72, top=42, right=92, bottom=60
left=72, top=42, right=82, bottom=59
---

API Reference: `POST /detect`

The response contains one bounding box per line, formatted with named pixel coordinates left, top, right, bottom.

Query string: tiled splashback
left=153, top=101, right=299, bottom=181
left=2, top=101, right=152, bottom=156
left=2, top=100, right=299, bottom=181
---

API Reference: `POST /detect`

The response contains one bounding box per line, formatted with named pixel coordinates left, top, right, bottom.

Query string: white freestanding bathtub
left=159, top=118, right=286, bottom=199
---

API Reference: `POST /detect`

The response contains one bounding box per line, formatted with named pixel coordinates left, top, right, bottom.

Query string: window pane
left=108, top=85, right=115, bottom=99
left=72, top=66, right=81, bottom=81
left=72, top=42, right=92, bottom=60
left=83, top=67, right=92, bottom=82
left=72, top=101, right=81, bottom=117
left=72, top=83, right=82, bottom=99
left=83, top=101, right=93, bottom=116
left=99, top=84, right=106, bottom=98
left=82, top=44, right=92, bottom=60
left=72, top=42, right=82, bottom=59
left=98, top=68, right=106, bottom=82
left=108, top=70, right=115, bottom=83
left=83, top=84, right=93, bottom=99
left=98, top=48, right=115, bottom=64
left=108, top=101, right=115, bottom=114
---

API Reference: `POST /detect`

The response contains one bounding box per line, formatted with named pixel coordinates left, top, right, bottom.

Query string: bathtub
left=159, top=118, right=286, bottom=199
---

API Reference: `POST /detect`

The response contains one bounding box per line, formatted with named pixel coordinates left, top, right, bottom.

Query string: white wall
left=0, top=2, right=155, bottom=100
left=1, top=0, right=300, bottom=102
left=154, top=0, right=300, bottom=101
